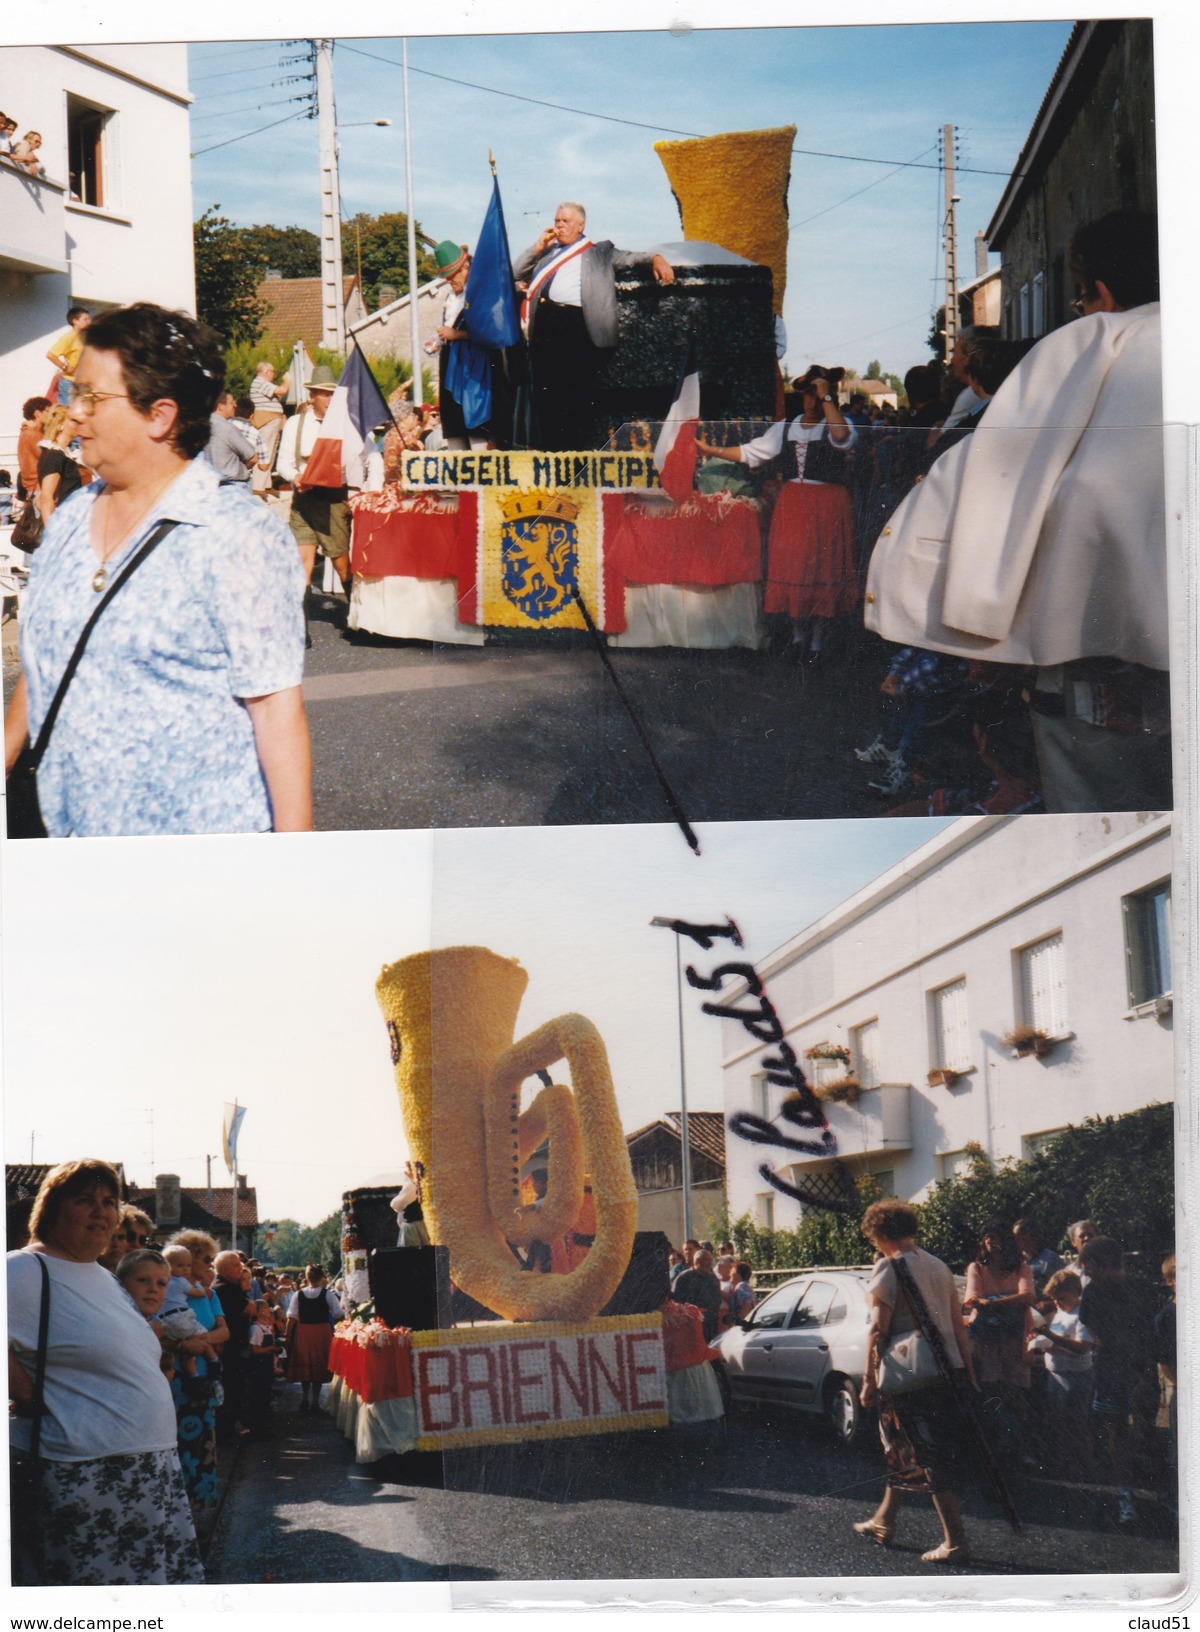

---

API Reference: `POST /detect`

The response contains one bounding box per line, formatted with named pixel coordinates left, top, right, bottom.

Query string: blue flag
left=463, top=175, right=521, bottom=349
left=341, top=342, right=392, bottom=439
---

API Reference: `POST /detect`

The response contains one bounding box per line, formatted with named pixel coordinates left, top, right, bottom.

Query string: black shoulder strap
left=26, top=518, right=179, bottom=770
left=29, top=1253, right=51, bottom=1464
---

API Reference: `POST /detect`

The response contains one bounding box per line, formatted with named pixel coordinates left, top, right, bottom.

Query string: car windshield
left=751, top=1283, right=805, bottom=1329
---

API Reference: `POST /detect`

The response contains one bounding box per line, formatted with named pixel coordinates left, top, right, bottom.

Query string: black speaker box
left=368, top=1246, right=452, bottom=1333
left=599, top=1230, right=671, bottom=1316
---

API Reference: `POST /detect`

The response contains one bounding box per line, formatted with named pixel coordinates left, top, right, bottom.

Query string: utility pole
left=402, top=38, right=422, bottom=404
left=942, top=123, right=960, bottom=367
left=314, top=39, right=346, bottom=354
left=231, top=1099, right=240, bottom=1255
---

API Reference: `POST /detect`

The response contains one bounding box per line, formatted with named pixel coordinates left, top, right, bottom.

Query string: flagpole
left=402, top=38, right=422, bottom=406
left=231, top=1097, right=239, bottom=1254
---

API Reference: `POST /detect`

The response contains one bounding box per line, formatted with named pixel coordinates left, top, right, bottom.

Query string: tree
left=865, top=359, right=882, bottom=380
left=261, top=1209, right=343, bottom=1274
left=240, top=223, right=321, bottom=281
left=193, top=207, right=266, bottom=344
left=347, top=211, right=438, bottom=309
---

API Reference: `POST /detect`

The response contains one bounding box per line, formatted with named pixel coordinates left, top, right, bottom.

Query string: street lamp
left=650, top=917, right=692, bottom=1243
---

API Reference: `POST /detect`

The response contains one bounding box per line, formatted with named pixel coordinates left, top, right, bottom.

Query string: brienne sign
left=410, top=1313, right=669, bottom=1450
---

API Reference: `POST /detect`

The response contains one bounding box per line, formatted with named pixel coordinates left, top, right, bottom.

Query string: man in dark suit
left=513, top=202, right=675, bottom=450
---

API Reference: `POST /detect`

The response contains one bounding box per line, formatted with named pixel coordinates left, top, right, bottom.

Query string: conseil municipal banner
left=400, top=448, right=663, bottom=630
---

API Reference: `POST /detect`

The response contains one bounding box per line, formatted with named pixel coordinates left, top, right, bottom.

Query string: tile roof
left=255, top=275, right=361, bottom=349
left=6, top=1161, right=129, bottom=1201
left=625, top=1112, right=727, bottom=1171
left=128, top=1186, right=259, bottom=1227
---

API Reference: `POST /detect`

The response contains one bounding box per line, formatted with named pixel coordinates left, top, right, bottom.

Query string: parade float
left=325, top=947, right=722, bottom=1463
left=347, top=128, right=795, bottom=652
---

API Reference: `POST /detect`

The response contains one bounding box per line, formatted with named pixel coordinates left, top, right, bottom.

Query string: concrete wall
left=636, top=1181, right=727, bottom=1246
left=350, top=280, right=444, bottom=366
left=723, top=814, right=1173, bottom=1223
left=0, top=45, right=194, bottom=470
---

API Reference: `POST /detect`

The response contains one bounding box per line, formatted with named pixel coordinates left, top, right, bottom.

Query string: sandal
left=921, top=1540, right=970, bottom=1564
left=852, top=1519, right=894, bottom=1546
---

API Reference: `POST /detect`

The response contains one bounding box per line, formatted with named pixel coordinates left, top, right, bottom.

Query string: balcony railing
left=0, top=161, right=68, bottom=276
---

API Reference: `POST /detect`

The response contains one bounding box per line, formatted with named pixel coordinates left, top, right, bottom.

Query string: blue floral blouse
left=21, top=458, right=306, bottom=836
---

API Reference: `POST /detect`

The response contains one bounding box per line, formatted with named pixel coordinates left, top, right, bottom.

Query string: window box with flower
left=1002, top=1025, right=1062, bottom=1059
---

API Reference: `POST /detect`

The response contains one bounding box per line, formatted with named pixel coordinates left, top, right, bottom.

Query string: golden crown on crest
left=500, top=489, right=581, bottom=528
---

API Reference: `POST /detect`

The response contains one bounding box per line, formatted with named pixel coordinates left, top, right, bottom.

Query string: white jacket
left=865, top=304, right=1167, bottom=669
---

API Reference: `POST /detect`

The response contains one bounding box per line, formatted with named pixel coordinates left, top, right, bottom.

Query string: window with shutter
left=851, top=1019, right=880, bottom=1089
left=1019, top=933, right=1067, bottom=1034
left=933, top=978, right=970, bottom=1070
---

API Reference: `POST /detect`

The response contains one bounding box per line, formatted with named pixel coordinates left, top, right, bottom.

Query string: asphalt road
left=0, top=587, right=978, bottom=832
left=301, top=597, right=925, bottom=832
left=205, top=1381, right=1179, bottom=1589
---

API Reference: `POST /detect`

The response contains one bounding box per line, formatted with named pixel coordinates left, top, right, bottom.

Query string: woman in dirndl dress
left=696, top=364, right=858, bottom=661
left=285, top=1263, right=344, bottom=1411
left=854, top=1198, right=979, bottom=1564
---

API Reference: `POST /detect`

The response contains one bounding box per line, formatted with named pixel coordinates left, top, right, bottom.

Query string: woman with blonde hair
left=855, top=1197, right=978, bottom=1565
left=35, top=404, right=86, bottom=524
left=7, top=1160, right=202, bottom=1584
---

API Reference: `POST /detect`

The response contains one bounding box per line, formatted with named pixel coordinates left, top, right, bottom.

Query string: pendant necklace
left=91, top=480, right=173, bottom=593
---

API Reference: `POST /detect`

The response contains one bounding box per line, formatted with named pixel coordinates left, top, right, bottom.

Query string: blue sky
left=4, top=818, right=951, bottom=1225
left=188, top=21, right=1073, bottom=378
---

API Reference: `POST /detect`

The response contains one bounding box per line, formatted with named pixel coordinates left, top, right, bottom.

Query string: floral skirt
left=878, top=1380, right=970, bottom=1496
left=37, top=1448, right=203, bottom=1586
left=172, top=1371, right=220, bottom=1530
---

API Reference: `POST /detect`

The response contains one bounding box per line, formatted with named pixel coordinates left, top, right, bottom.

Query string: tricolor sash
left=520, top=236, right=594, bottom=332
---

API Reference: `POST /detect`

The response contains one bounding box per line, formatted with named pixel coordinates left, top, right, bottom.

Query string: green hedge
left=713, top=1103, right=1175, bottom=1276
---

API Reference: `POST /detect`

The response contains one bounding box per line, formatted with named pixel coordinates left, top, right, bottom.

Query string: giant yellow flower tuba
left=375, top=946, right=638, bottom=1324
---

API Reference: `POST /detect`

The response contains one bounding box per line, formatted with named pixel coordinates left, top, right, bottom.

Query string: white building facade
left=722, top=813, right=1173, bottom=1228
left=0, top=45, right=195, bottom=471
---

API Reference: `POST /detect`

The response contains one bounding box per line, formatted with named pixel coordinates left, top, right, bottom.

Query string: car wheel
left=825, top=1375, right=862, bottom=1445
left=714, top=1364, right=738, bottom=1419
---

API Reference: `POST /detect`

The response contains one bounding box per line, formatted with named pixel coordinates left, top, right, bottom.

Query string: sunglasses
left=123, top=1230, right=153, bottom=1244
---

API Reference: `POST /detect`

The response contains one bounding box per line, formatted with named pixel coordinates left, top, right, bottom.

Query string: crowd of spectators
left=7, top=1159, right=339, bottom=1586
left=667, top=1208, right=1177, bottom=1547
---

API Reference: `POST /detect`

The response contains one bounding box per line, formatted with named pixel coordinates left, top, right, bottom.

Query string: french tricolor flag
left=296, top=346, right=391, bottom=491
left=654, top=334, right=700, bottom=505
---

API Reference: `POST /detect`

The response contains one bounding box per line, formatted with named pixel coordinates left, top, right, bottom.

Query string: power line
left=190, top=57, right=290, bottom=85
left=191, top=95, right=313, bottom=124
left=792, top=142, right=938, bottom=230
left=192, top=109, right=312, bottom=158
left=335, top=40, right=1018, bottom=177
left=797, top=306, right=933, bottom=360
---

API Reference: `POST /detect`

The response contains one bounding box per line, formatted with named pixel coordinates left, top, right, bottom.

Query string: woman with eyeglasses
left=98, top=1204, right=156, bottom=1272
left=7, top=1161, right=203, bottom=1585
left=3, top=302, right=311, bottom=837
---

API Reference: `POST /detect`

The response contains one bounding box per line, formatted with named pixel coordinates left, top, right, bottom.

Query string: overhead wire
left=335, top=39, right=1019, bottom=177
left=191, top=95, right=314, bottom=124
left=192, top=109, right=313, bottom=158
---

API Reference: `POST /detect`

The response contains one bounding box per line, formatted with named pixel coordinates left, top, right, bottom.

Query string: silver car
left=710, top=1267, right=875, bottom=1445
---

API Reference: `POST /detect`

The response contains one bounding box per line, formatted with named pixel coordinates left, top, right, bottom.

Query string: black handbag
left=6, top=519, right=178, bottom=839
left=11, top=501, right=44, bottom=554
left=9, top=1254, right=51, bottom=1586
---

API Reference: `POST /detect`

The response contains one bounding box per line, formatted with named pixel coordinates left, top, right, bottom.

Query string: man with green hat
left=276, top=364, right=357, bottom=634
left=428, top=240, right=490, bottom=450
